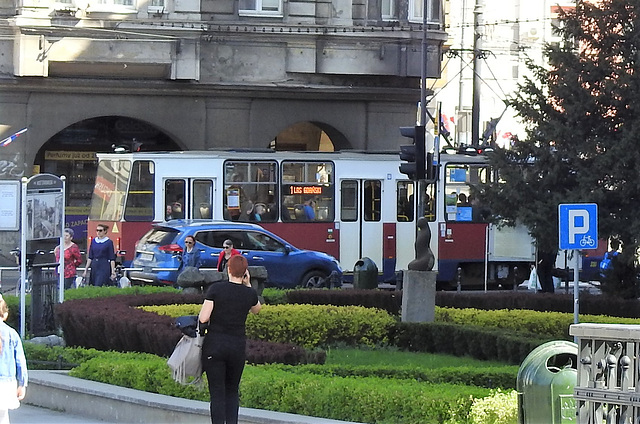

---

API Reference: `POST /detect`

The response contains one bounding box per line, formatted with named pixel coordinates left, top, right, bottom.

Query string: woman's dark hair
left=227, top=255, right=248, bottom=278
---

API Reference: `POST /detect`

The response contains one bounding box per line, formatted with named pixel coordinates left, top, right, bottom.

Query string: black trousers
left=202, top=333, right=246, bottom=424
left=538, top=251, right=557, bottom=293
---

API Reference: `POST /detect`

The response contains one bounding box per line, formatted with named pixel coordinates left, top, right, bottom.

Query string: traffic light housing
left=399, top=125, right=426, bottom=180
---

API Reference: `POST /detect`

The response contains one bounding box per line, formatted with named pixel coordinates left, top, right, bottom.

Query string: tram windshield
left=89, top=159, right=131, bottom=221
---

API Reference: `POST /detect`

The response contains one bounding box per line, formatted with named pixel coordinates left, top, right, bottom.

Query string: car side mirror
left=284, top=245, right=292, bottom=255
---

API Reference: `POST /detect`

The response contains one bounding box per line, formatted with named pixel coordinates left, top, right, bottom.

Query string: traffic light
left=399, top=125, right=426, bottom=180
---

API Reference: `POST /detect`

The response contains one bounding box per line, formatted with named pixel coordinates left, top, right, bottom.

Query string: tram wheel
left=300, top=270, right=328, bottom=288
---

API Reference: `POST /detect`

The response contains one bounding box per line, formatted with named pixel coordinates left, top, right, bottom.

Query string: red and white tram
left=88, top=149, right=538, bottom=288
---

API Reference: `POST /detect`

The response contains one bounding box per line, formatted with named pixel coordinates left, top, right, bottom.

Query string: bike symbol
left=579, top=235, right=596, bottom=248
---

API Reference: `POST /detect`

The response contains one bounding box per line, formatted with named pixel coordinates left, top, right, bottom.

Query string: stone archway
left=270, top=121, right=351, bottom=151
left=34, top=116, right=181, bottom=249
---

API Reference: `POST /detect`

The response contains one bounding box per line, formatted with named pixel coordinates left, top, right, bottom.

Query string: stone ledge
left=26, top=370, right=359, bottom=424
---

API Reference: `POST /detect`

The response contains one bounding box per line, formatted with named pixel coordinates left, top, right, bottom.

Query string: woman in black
left=198, top=255, right=261, bottom=424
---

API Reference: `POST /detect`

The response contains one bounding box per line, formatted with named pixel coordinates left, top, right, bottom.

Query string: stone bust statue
left=408, top=217, right=435, bottom=271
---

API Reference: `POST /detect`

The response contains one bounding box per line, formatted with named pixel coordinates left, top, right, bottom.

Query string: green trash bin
left=517, top=340, right=578, bottom=424
left=353, top=257, right=378, bottom=289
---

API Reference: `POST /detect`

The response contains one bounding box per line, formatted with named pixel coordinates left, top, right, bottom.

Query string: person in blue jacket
left=0, top=294, right=28, bottom=423
left=179, top=235, right=202, bottom=272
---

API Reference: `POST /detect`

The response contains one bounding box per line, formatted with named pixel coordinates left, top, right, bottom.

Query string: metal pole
left=573, top=250, right=580, bottom=342
left=20, top=177, right=27, bottom=338
left=471, top=0, right=483, bottom=146
left=59, top=176, right=66, bottom=303
left=420, top=0, right=428, bottom=127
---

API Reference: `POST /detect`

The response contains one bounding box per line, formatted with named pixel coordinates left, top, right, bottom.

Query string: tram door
left=164, top=178, right=215, bottom=221
left=339, top=179, right=384, bottom=274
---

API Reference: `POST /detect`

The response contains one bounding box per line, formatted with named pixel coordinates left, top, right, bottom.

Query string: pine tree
left=478, top=0, right=640, bottom=297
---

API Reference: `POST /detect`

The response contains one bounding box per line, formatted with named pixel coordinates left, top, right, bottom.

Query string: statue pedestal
left=401, top=270, right=437, bottom=323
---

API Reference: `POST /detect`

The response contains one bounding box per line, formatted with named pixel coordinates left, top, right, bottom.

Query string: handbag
left=167, top=333, right=203, bottom=385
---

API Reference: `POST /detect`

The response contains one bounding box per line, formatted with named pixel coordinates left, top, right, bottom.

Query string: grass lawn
left=326, top=347, right=517, bottom=370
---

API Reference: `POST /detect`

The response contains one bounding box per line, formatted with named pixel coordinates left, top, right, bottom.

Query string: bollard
left=456, top=267, right=462, bottom=292
left=513, top=266, right=519, bottom=291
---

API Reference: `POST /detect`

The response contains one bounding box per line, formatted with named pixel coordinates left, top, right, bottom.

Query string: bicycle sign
left=558, top=203, right=598, bottom=250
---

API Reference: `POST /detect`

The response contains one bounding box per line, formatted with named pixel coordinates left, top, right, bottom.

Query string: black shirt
left=203, top=281, right=259, bottom=338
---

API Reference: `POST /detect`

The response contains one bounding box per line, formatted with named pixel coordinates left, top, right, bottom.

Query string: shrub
left=258, top=363, right=518, bottom=389
left=56, top=293, right=324, bottom=365
left=435, top=307, right=640, bottom=340
left=469, top=389, right=518, bottom=424
left=246, top=304, right=397, bottom=348
left=390, top=322, right=550, bottom=365
left=285, top=289, right=402, bottom=314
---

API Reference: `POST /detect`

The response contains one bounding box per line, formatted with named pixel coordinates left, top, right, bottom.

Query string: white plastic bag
left=528, top=267, right=541, bottom=291
left=75, top=276, right=85, bottom=288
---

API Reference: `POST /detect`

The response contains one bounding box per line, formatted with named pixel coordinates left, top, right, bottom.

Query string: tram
left=87, top=149, right=539, bottom=288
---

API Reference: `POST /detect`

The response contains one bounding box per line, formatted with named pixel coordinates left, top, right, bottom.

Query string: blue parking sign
left=558, top=203, right=598, bottom=250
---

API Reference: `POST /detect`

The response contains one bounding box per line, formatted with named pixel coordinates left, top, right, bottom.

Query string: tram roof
left=97, top=149, right=490, bottom=164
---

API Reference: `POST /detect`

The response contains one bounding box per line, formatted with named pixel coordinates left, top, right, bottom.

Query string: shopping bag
left=528, top=267, right=541, bottom=291
left=167, top=333, right=203, bottom=385
left=75, top=276, right=86, bottom=288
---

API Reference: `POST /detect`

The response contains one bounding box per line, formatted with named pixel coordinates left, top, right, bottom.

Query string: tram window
left=165, top=180, right=185, bottom=220
left=424, top=182, right=436, bottom=221
left=223, top=161, right=277, bottom=223
left=89, top=159, right=130, bottom=221
left=192, top=180, right=213, bottom=219
left=397, top=181, right=414, bottom=222
left=281, top=161, right=334, bottom=222
left=340, top=180, right=358, bottom=222
left=124, top=161, right=154, bottom=221
left=363, top=180, right=381, bottom=222
left=444, top=164, right=490, bottom=222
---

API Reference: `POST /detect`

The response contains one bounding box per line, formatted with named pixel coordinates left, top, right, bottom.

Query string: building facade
left=0, top=0, right=445, bottom=253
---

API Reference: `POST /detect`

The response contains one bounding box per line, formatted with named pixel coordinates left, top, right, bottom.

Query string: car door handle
left=252, top=256, right=264, bottom=261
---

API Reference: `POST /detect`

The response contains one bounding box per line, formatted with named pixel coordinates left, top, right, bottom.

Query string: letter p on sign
left=558, top=203, right=598, bottom=250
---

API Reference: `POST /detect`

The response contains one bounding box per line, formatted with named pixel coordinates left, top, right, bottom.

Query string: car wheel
left=300, top=270, right=328, bottom=288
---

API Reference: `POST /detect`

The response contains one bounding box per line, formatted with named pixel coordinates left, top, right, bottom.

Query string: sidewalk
left=18, top=370, right=360, bottom=424
left=12, top=404, right=111, bottom=423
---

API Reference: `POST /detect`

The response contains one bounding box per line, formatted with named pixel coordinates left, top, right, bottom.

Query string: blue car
left=129, top=220, right=342, bottom=288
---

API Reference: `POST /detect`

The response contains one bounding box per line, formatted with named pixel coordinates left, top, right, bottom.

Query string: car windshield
left=139, top=228, right=179, bottom=247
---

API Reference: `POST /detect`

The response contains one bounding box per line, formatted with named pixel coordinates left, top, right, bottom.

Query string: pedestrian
left=600, top=239, right=620, bottom=280
left=217, top=240, right=240, bottom=272
left=83, top=224, right=116, bottom=287
left=179, top=235, right=202, bottom=272
left=198, top=255, right=261, bottom=424
left=537, top=248, right=558, bottom=293
left=0, top=294, right=28, bottom=424
left=54, top=228, right=82, bottom=289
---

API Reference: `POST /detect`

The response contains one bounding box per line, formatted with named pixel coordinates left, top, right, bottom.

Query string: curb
left=26, top=370, right=359, bottom=424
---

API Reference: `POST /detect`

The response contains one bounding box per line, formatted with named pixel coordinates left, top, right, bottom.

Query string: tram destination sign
left=286, top=185, right=327, bottom=196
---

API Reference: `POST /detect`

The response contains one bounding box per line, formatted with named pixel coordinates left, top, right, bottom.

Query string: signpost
left=558, top=203, right=598, bottom=338
left=20, top=174, right=65, bottom=338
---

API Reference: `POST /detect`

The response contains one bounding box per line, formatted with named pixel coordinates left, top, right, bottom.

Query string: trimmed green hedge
left=69, top=353, right=491, bottom=424
left=435, top=307, right=640, bottom=340
left=256, top=363, right=519, bottom=389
